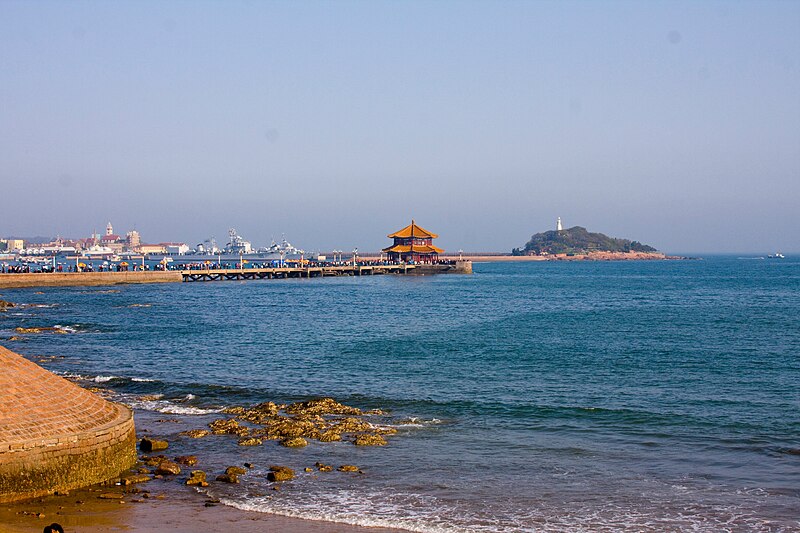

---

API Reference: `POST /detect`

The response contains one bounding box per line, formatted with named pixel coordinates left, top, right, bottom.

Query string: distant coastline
left=445, top=252, right=684, bottom=262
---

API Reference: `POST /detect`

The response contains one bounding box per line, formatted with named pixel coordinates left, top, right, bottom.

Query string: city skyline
left=1, top=1, right=799, bottom=254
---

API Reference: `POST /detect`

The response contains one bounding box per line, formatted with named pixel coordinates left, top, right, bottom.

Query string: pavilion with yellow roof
left=383, top=220, right=444, bottom=263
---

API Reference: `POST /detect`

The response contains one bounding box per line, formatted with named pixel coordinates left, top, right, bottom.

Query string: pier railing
left=0, top=261, right=470, bottom=288
left=180, top=264, right=417, bottom=282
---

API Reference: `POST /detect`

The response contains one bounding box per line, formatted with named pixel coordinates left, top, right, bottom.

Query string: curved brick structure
left=0, top=345, right=136, bottom=502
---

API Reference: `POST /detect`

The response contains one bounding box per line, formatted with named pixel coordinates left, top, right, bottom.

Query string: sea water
left=1, top=257, right=798, bottom=532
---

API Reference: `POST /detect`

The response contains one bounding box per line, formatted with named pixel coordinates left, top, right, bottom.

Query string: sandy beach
left=0, top=476, right=405, bottom=533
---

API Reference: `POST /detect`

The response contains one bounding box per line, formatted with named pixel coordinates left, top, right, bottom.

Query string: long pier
left=0, top=261, right=471, bottom=289
left=181, top=263, right=418, bottom=282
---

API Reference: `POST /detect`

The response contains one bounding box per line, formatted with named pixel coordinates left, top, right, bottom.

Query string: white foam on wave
left=216, top=486, right=554, bottom=533
left=214, top=481, right=795, bottom=533
left=222, top=494, right=477, bottom=533
left=56, top=371, right=88, bottom=380
left=58, top=372, right=156, bottom=384
left=53, top=325, right=79, bottom=333
left=389, top=417, right=445, bottom=429
left=55, top=373, right=220, bottom=414
left=121, top=395, right=223, bottom=415
left=154, top=404, right=221, bottom=415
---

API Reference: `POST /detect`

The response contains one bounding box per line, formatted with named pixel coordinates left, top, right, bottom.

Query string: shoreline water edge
left=0, top=423, right=405, bottom=533
left=1, top=257, right=797, bottom=532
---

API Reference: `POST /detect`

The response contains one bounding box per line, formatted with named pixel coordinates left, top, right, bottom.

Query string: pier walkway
left=0, top=261, right=470, bottom=289
left=181, top=263, right=417, bottom=282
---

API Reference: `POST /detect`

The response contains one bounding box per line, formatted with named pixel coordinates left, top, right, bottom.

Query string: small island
left=511, top=220, right=676, bottom=261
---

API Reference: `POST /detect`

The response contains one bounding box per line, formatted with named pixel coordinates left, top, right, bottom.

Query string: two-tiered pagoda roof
left=383, top=220, right=444, bottom=261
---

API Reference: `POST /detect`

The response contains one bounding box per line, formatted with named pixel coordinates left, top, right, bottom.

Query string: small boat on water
left=767, top=252, right=785, bottom=259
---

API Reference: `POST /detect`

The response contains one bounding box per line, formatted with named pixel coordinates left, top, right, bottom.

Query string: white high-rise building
left=556, top=217, right=563, bottom=231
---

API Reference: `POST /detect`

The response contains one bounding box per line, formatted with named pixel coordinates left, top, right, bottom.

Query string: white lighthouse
left=556, top=217, right=563, bottom=231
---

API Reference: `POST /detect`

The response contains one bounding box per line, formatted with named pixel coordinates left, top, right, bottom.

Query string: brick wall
left=0, top=346, right=137, bottom=502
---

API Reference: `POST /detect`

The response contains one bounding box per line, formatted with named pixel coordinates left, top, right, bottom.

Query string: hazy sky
left=1, top=1, right=798, bottom=254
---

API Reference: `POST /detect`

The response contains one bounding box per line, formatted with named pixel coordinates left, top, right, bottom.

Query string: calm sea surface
left=2, top=257, right=799, bottom=532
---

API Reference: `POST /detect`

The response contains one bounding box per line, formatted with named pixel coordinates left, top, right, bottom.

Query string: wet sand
left=0, top=481, right=404, bottom=533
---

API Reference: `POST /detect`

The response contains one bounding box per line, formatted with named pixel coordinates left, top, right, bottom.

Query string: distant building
left=162, top=242, right=190, bottom=255
left=382, top=220, right=443, bottom=263
left=137, top=244, right=167, bottom=255
left=2, top=239, right=25, bottom=252
left=126, top=230, right=141, bottom=250
left=557, top=217, right=563, bottom=231
left=106, top=222, right=114, bottom=236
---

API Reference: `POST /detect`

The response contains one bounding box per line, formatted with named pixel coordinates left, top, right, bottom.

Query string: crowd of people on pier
left=1, top=257, right=458, bottom=274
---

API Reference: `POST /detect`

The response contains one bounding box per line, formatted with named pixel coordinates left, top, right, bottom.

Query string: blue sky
left=1, top=1, right=798, bottom=253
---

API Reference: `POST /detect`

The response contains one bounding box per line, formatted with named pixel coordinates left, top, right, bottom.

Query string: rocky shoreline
left=0, top=300, right=409, bottom=531
left=0, top=394, right=408, bottom=533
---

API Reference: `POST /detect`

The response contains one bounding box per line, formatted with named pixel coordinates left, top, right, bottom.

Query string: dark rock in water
left=225, top=466, right=247, bottom=476
left=121, top=474, right=151, bottom=485
left=14, top=326, right=67, bottom=334
left=143, top=455, right=169, bottom=467
left=139, top=394, right=163, bottom=402
left=253, top=401, right=279, bottom=415
left=222, top=406, right=246, bottom=415
left=304, top=467, right=313, bottom=472
left=174, top=455, right=198, bottom=466
left=315, top=462, right=333, bottom=472
left=353, top=433, right=388, bottom=446
left=215, top=473, right=239, bottom=484
left=139, top=437, right=169, bottom=452
left=179, top=429, right=210, bottom=438
left=238, top=437, right=263, bottom=446
left=338, top=465, right=360, bottom=472
left=285, top=397, right=362, bottom=416
left=266, top=466, right=294, bottom=482
left=209, top=418, right=249, bottom=436
left=326, top=417, right=372, bottom=434
left=262, top=416, right=318, bottom=439
left=318, top=430, right=342, bottom=442
left=185, top=470, right=208, bottom=486
left=0, top=300, right=16, bottom=309
left=244, top=463, right=255, bottom=469
left=99, top=493, right=123, bottom=499
left=280, top=437, right=308, bottom=448
left=785, top=448, right=800, bottom=456
left=154, top=461, right=181, bottom=476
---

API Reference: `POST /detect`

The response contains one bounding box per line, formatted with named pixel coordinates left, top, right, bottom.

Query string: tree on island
left=512, top=226, right=657, bottom=256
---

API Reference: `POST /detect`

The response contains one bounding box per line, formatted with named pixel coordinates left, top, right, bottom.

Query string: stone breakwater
left=0, top=271, right=182, bottom=289
left=0, top=345, right=137, bottom=503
